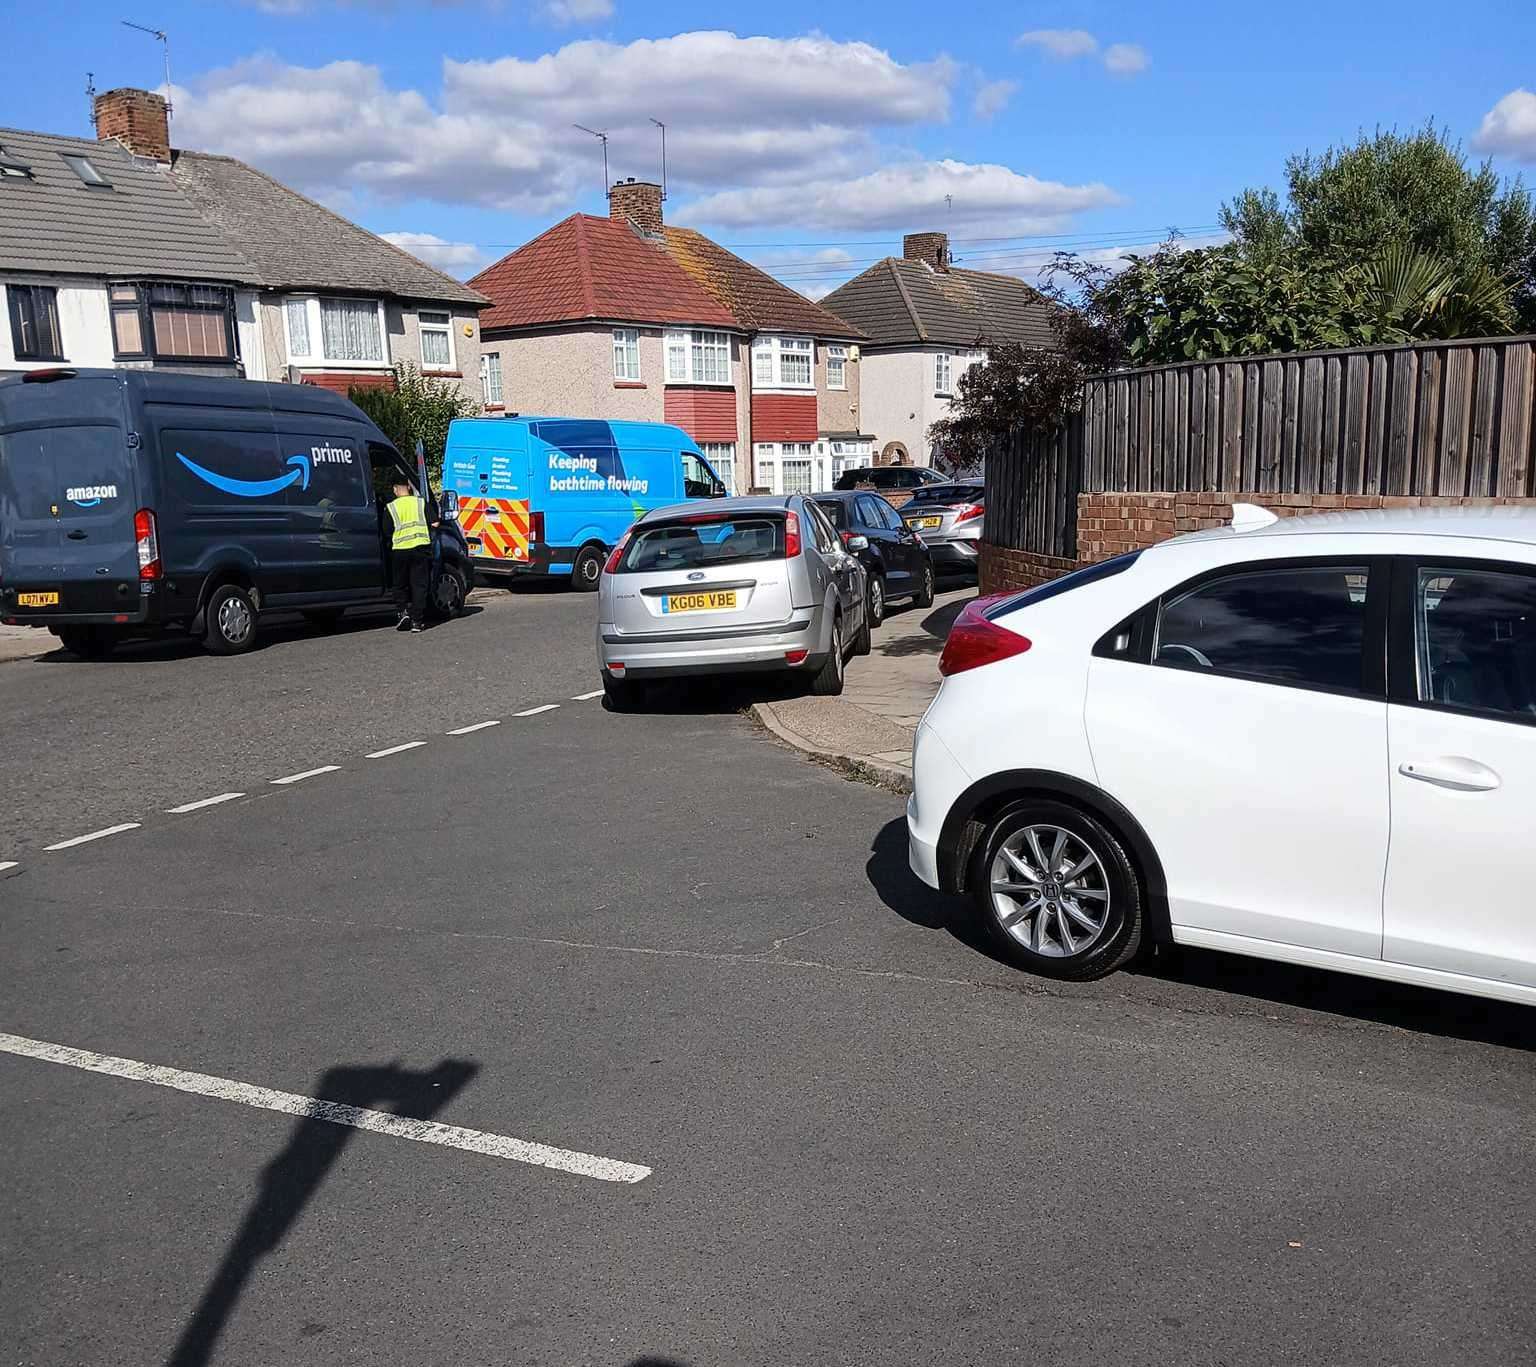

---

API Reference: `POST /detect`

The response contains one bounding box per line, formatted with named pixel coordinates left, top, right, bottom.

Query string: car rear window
left=987, top=551, right=1142, bottom=619
left=909, top=483, right=982, bottom=505
left=619, top=516, right=784, bottom=572
left=813, top=499, right=847, bottom=529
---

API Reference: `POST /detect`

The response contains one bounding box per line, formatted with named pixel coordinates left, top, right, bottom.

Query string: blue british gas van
left=441, top=417, right=726, bottom=589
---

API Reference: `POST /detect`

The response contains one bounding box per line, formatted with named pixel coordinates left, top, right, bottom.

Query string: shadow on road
left=866, top=817, right=1536, bottom=1048
left=167, top=1057, right=479, bottom=1367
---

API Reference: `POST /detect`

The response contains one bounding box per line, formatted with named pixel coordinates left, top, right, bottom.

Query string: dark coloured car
left=832, top=465, right=949, bottom=492
left=0, top=368, right=472, bottom=657
left=814, top=490, right=934, bottom=626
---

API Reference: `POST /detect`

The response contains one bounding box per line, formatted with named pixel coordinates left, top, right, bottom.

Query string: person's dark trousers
left=392, top=549, right=431, bottom=627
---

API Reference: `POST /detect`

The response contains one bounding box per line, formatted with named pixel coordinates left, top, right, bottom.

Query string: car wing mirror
left=845, top=534, right=870, bottom=551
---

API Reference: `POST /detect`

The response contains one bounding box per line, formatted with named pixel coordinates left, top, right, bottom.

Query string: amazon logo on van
left=66, top=484, right=118, bottom=506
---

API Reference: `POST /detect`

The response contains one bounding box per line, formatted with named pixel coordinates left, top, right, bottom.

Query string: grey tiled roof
left=170, top=152, right=486, bottom=306
left=821, top=258, right=1057, bottom=350
left=0, top=127, right=258, bottom=282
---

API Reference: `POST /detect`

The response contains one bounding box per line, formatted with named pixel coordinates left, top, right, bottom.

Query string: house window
left=613, top=327, right=640, bottom=381
left=320, top=298, right=384, bottom=363
left=283, top=296, right=389, bottom=367
left=826, top=345, right=847, bottom=390
left=699, top=441, right=736, bottom=494
left=285, top=298, right=311, bottom=358
left=110, top=282, right=235, bottom=362
left=419, top=311, right=453, bottom=370
left=480, top=351, right=503, bottom=407
left=664, top=329, right=731, bottom=384
left=753, top=441, right=818, bottom=494
left=935, top=351, right=953, bottom=395
left=782, top=449, right=813, bottom=494
left=751, top=335, right=814, bottom=390
left=7, top=284, right=64, bottom=361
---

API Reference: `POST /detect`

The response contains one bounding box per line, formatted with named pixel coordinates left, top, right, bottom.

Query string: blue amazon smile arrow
left=176, top=451, right=311, bottom=498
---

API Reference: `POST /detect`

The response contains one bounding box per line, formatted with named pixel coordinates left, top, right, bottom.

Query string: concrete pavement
left=752, top=585, right=971, bottom=790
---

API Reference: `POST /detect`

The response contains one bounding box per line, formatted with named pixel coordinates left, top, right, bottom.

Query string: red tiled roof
left=470, top=215, right=737, bottom=332
left=664, top=228, right=865, bottom=341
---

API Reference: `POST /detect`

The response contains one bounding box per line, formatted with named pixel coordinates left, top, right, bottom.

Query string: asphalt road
left=2, top=590, right=1534, bottom=1367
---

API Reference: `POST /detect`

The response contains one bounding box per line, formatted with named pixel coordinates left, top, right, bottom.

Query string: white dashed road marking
left=44, top=823, right=141, bottom=852
left=270, top=766, right=341, bottom=786
left=0, top=1032, right=652, bottom=1185
left=0, top=861, right=16, bottom=873
left=514, top=704, right=560, bottom=717
left=447, top=720, right=501, bottom=735
left=366, top=741, right=427, bottom=759
left=572, top=689, right=604, bottom=701
left=166, top=793, right=245, bottom=814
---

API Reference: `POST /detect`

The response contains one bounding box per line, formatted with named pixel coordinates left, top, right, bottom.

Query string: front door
left=1086, top=558, right=1389, bottom=957
left=1384, top=559, right=1536, bottom=988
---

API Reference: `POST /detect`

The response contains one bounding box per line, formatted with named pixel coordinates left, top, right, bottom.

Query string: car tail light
left=784, top=511, right=802, bottom=558
left=784, top=648, right=809, bottom=666
left=134, top=508, right=161, bottom=582
left=530, top=510, right=546, bottom=544
left=840, top=531, right=856, bottom=546
left=938, top=596, right=1031, bottom=676
left=602, top=532, right=630, bottom=575
left=608, top=662, right=626, bottom=676
left=955, top=502, right=985, bottom=524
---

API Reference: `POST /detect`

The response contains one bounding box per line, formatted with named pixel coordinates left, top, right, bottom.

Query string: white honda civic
left=908, top=504, right=1536, bottom=1005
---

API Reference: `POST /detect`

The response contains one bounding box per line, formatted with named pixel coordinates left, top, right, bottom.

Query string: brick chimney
left=903, top=231, right=949, bottom=271
left=93, top=87, right=171, bottom=163
left=609, top=178, right=664, bottom=235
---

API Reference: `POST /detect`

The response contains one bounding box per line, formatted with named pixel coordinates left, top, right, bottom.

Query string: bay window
left=751, top=335, right=814, bottom=390
left=753, top=441, right=819, bottom=495
left=419, top=311, right=453, bottom=370
left=664, top=329, right=730, bottom=384
left=110, top=282, right=235, bottom=362
left=613, top=327, right=640, bottom=381
left=284, top=295, right=389, bottom=367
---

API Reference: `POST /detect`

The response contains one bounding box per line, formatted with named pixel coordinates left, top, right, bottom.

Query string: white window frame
left=664, top=328, right=731, bottom=385
left=613, top=327, right=640, bottom=381
left=282, top=295, right=391, bottom=370
left=751, top=335, right=815, bottom=391
left=479, top=351, right=503, bottom=407
left=934, top=350, right=953, bottom=396
left=698, top=441, right=736, bottom=495
left=825, top=344, right=847, bottom=390
left=752, top=441, right=824, bottom=495
left=419, top=310, right=453, bottom=371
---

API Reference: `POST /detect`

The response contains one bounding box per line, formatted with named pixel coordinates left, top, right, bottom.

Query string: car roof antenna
left=1230, top=502, right=1280, bottom=532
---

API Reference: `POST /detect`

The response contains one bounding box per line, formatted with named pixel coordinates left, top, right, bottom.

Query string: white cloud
left=682, top=159, right=1120, bottom=233
left=1016, top=29, right=1098, bottom=60
left=1473, top=88, right=1536, bottom=163
left=1103, top=43, right=1149, bottom=75
left=973, top=79, right=1017, bottom=120
left=380, top=231, right=486, bottom=276
left=1016, top=28, right=1148, bottom=76
left=539, top=0, right=613, bottom=21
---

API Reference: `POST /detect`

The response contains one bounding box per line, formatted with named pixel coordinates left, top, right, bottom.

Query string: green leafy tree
left=348, top=363, right=477, bottom=486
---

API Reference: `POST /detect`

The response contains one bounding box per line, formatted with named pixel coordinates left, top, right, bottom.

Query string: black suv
left=813, top=491, right=935, bottom=627
left=833, top=465, right=949, bottom=492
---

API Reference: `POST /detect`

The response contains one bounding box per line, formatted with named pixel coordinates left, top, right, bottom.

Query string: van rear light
left=133, top=508, right=161, bottom=582
left=784, top=510, right=802, bottom=558
left=938, top=597, right=1031, bottom=676
left=602, top=532, right=630, bottom=575
left=530, top=510, right=546, bottom=545
left=955, top=502, right=985, bottom=524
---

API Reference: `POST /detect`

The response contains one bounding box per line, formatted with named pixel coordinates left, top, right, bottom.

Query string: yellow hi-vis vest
left=388, top=494, right=430, bottom=551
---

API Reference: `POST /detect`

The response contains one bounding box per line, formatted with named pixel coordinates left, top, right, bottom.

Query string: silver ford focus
left=596, top=495, right=869, bottom=709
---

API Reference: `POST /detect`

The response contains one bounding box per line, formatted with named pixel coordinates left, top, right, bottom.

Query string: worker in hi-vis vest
left=387, top=477, right=436, bottom=633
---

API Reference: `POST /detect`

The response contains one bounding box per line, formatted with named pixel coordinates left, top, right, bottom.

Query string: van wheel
left=571, top=544, right=605, bottom=591
left=204, top=584, right=258, bottom=655
left=58, top=627, right=115, bottom=660
left=808, top=615, right=846, bottom=696
left=430, top=566, right=467, bottom=620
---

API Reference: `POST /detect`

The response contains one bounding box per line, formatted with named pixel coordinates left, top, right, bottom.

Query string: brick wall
left=983, top=490, right=1533, bottom=592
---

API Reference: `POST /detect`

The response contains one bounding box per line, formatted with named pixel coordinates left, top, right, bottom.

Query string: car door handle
left=66, top=529, right=88, bottom=540
left=1398, top=757, right=1502, bottom=792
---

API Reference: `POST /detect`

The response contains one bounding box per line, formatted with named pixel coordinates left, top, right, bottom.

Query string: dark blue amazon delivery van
left=0, top=368, right=472, bottom=657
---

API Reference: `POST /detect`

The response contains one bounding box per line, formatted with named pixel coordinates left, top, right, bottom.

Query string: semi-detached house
left=0, top=89, right=487, bottom=404
left=471, top=180, right=870, bottom=496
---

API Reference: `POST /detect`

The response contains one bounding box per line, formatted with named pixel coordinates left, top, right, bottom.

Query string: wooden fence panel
left=985, top=336, right=1536, bottom=555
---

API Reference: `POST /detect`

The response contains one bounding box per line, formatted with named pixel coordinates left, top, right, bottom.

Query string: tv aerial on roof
left=573, top=125, right=609, bottom=200
left=121, top=20, right=173, bottom=118
left=648, top=118, right=668, bottom=203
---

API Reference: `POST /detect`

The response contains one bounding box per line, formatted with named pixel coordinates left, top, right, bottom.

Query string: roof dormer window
left=61, top=154, right=112, bottom=188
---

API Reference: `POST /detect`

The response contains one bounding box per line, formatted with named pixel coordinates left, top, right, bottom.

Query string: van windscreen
left=620, top=516, right=784, bottom=572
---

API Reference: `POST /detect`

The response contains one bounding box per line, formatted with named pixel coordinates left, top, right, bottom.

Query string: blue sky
left=10, top=1, right=1536, bottom=295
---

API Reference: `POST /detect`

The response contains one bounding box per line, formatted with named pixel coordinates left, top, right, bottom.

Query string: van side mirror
left=439, top=490, right=460, bottom=521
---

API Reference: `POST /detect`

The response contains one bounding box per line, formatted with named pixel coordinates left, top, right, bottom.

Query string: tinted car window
left=805, top=501, right=839, bottom=554
left=878, top=499, right=906, bottom=531
left=621, top=517, right=783, bottom=571
left=1154, top=564, right=1369, bottom=691
left=814, top=498, right=847, bottom=529
left=853, top=495, right=884, bottom=528
left=1416, top=567, right=1536, bottom=720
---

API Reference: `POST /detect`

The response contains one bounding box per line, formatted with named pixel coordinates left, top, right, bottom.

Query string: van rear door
left=0, top=426, right=62, bottom=588
left=50, top=424, right=143, bottom=612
